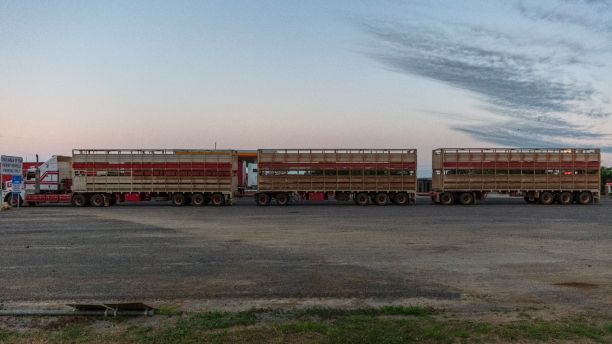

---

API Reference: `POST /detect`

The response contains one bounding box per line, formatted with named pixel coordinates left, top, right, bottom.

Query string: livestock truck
left=2, top=155, right=73, bottom=206
left=4, top=149, right=238, bottom=206
left=431, top=148, right=601, bottom=205
left=255, top=149, right=417, bottom=205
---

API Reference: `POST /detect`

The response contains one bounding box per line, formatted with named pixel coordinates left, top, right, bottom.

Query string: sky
left=1, top=0, right=611, bottom=175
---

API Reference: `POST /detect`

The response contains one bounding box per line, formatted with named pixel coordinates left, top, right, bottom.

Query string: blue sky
left=1, top=0, right=611, bottom=174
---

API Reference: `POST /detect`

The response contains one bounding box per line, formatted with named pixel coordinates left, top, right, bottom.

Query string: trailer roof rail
left=258, top=148, right=417, bottom=154
left=72, top=149, right=236, bottom=155
left=433, top=148, right=600, bottom=154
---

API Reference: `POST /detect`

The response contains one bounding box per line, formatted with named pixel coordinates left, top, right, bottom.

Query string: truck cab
left=2, top=155, right=72, bottom=206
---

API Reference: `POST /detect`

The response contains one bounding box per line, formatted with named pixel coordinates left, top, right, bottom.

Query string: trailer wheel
left=191, top=193, right=206, bottom=206
left=211, top=193, right=225, bottom=206
left=275, top=193, right=289, bottom=206
left=459, top=192, right=474, bottom=205
left=71, top=194, right=88, bottom=207
left=577, top=191, right=592, bottom=205
left=373, top=192, right=389, bottom=206
left=90, top=193, right=105, bottom=207
left=523, top=194, right=536, bottom=204
left=559, top=192, right=573, bottom=205
left=439, top=192, right=454, bottom=205
left=335, top=192, right=349, bottom=202
left=354, top=192, right=369, bottom=206
left=539, top=191, right=554, bottom=205
left=255, top=193, right=271, bottom=206
left=393, top=192, right=409, bottom=206
left=171, top=193, right=187, bottom=206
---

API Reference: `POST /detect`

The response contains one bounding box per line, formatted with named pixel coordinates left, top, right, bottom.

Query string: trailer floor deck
left=0, top=198, right=611, bottom=314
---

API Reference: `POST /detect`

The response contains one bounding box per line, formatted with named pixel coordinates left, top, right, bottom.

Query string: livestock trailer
left=431, top=148, right=600, bottom=205
left=71, top=149, right=238, bottom=206
left=255, top=148, right=417, bottom=205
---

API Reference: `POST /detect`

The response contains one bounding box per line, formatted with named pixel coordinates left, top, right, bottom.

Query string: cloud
left=516, top=0, right=612, bottom=34
left=359, top=1, right=611, bottom=149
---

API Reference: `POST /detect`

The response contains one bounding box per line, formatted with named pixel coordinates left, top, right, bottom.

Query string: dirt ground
left=0, top=197, right=610, bottom=316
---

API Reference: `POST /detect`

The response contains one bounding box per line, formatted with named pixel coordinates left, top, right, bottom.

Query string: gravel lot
left=1, top=197, right=610, bottom=313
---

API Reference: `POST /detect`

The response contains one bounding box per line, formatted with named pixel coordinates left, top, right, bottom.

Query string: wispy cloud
left=359, top=0, right=612, bottom=151
left=516, top=0, right=612, bottom=35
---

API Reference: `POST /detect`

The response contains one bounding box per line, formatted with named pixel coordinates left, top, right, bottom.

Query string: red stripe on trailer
left=258, top=162, right=416, bottom=169
left=442, top=161, right=600, bottom=169
left=128, top=170, right=231, bottom=177
left=72, top=162, right=233, bottom=169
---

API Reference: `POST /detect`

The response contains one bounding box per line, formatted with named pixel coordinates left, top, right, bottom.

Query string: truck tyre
left=275, top=193, right=289, bottom=206
left=392, top=192, right=409, bottom=206
left=373, top=192, right=389, bottom=206
left=204, top=195, right=212, bottom=205
left=354, top=192, right=369, bottom=206
left=439, top=192, right=454, bottom=205
left=71, top=194, right=88, bottom=207
left=191, top=193, right=206, bottom=206
left=211, top=193, right=225, bottom=206
left=255, top=193, right=271, bottom=206
left=171, top=193, right=187, bottom=206
left=459, top=192, right=474, bottom=205
left=577, top=191, right=592, bottom=205
left=6, top=195, right=23, bottom=207
left=335, top=192, right=349, bottom=202
left=524, top=193, right=536, bottom=204
left=559, top=192, right=573, bottom=205
left=90, top=193, right=105, bottom=207
left=539, top=191, right=554, bottom=205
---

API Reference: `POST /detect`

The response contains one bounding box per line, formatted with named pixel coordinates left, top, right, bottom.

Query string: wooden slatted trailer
left=71, top=149, right=238, bottom=207
left=256, top=149, right=417, bottom=206
left=431, top=148, right=601, bottom=205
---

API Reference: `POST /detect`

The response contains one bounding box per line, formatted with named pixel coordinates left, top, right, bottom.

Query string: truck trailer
left=71, top=149, right=238, bottom=206
left=431, top=148, right=600, bottom=205
left=255, top=149, right=417, bottom=206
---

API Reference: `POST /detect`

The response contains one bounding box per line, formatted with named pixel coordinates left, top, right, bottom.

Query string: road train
left=1, top=147, right=601, bottom=206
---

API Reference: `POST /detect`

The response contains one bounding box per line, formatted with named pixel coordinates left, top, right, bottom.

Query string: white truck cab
left=2, top=155, right=72, bottom=205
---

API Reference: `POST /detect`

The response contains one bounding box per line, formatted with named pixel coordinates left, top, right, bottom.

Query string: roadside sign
left=1, top=155, right=23, bottom=175
left=9, top=175, right=23, bottom=208
left=11, top=175, right=22, bottom=192
left=1, top=157, right=23, bottom=207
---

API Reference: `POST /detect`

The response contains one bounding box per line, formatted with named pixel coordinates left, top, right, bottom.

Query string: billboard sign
left=1, top=155, right=23, bottom=176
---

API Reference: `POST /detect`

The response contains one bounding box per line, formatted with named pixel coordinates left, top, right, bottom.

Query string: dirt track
left=1, top=197, right=610, bottom=314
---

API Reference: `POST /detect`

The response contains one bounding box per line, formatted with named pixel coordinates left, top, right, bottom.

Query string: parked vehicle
left=3, top=150, right=238, bottom=207
left=2, top=156, right=72, bottom=206
left=431, top=148, right=601, bottom=205
left=255, top=149, right=417, bottom=206
left=71, top=149, right=238, bottom=206
left=2, top=147, right=602, bottom=207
